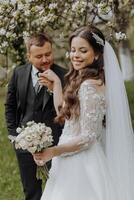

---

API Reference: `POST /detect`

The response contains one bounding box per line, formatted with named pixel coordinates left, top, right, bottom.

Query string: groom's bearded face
left=27, top=42, right=54, bottom=72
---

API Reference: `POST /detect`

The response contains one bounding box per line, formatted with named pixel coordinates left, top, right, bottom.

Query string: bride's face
left=70, top=36, right=96, bottom=71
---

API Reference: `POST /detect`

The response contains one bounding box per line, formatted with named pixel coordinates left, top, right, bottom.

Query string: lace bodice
left=59, top=80, right=106, bottom=153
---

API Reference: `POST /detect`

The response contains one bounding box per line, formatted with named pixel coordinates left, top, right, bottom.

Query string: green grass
left=125, top=80, right=134, bottom=128
left=0, top=81, right=134, bottom=199
left=0, top=95, right=24, bottom=200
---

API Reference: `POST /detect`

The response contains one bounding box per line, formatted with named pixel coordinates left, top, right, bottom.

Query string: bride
left=33, top=26, right=134, bottom=200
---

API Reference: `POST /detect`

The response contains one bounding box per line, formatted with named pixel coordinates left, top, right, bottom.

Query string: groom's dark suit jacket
left=5, top=63, right=66, bottom=146
left=5, top=63, right=67, bottom=200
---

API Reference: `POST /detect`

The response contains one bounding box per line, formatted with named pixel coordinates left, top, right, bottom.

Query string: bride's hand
left=39, top=69, right=61, bottom=84
left=33, top=158, right=46, bottom=166
left=33, top=148, right=54, bottom=163
left=38, top=76, right=53, bottom=91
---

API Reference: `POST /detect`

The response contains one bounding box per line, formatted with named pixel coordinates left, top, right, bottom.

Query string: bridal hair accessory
left=92, top=32, right=105, bottom=46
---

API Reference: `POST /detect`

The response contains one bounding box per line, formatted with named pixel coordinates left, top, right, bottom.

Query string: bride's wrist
left=53, top=78, right=61, bottom=85
left=46, top=147, right=57, bottom=159
left=51, top=146, right=62, bottom=157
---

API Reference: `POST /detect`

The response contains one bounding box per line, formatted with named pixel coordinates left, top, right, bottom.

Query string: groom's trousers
left=15, top=151, right=42, bottom=200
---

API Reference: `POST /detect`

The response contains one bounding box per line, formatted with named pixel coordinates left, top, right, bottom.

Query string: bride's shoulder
left=80, top=79, right=105, bottom=95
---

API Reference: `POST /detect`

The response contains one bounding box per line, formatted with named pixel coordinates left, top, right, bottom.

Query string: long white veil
left=104, top=41, right=134, bottom=199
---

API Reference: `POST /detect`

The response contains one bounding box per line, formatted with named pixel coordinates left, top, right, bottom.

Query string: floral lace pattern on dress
left=59, top=80, right=106, bottom=155
left=79, top=80, right=106, bottom=149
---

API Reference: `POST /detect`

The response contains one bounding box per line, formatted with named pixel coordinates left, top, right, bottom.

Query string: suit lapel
left=19, top=64, right=32, bottom=111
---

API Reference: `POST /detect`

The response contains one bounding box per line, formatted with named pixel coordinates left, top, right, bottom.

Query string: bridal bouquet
left=8, top=121, right=53, bottom=179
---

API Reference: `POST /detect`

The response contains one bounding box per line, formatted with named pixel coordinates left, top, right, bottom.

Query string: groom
left=5, top=33, right=66, bottom=200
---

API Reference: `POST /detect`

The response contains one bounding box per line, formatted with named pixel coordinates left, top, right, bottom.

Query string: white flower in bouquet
left=8, top=121, right=53, bottom=179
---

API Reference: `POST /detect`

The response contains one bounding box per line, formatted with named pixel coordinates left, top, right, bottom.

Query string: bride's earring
left=94, top=56, right=99, bottom=61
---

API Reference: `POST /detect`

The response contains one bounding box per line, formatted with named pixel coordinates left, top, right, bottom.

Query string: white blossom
left=72, top=1, right=79, bottom=11
left=97, top=3, right=111, bottom=15
left=65, top=51, right=70, bottom=59
left=12, top=11, right=19, bottom=18
left=0, top=0, right=133, bottom=60
left=72, top=1, right=86, bottom=13
left=0, top=28, right=6, bottom=36
left=115, top=32, right=127, bottom=40
left=24, top=10, right=30, bottom=16
left=49, top=3, right=57, bottom=10
left=18, top=3, right=24, bottom=11
left=25, top=0, right=34, bottom=3
left=2, top=41, right=8, bottom=47
left=35, top=5, right=44, bottom=12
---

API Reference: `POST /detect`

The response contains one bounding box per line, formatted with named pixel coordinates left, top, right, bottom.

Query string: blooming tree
left=0, top=0, right=134, bottom=65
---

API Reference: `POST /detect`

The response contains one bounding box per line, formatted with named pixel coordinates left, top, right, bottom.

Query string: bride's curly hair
left=56, top=26, right=105, bottom=124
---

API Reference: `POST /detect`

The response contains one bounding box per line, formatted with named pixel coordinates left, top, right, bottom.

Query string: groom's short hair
left=25, top=32, right=52, bottom=52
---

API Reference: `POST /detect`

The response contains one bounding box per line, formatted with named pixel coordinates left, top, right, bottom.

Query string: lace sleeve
left=60, top=80, right=106, bottom=157
left=78, top=80, right=105, bottom=150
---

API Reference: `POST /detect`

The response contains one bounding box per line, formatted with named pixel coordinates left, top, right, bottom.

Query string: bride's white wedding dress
left=41, top=80, right=119, bottom=200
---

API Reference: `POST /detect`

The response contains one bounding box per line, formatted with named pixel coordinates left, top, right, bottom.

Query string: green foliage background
left=125, top=81, right=134, bottom=127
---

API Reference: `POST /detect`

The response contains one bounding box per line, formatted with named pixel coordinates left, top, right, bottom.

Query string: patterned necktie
left=34, top=81, right=40, bottom=94
left=34, top=72, right=41, bottom=94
